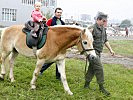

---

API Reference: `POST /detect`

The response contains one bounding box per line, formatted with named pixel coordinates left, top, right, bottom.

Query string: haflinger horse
left=0, top=25, right=96, bottom=95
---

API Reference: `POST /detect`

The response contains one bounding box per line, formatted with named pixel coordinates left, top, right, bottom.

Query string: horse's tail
left=0, top=27, right=7, bottom=64
left=0, top=27, right=7, bottom=42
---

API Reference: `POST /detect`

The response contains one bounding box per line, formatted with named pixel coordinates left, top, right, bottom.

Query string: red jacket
left=46, top=16, right=65, bottom=26
left=46, top=18, right=52, bottom=26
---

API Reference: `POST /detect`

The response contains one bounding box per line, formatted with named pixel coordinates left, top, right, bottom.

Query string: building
left=0, top=0, right=57, bottom=27
left=80, top=14, right=91, bottom=22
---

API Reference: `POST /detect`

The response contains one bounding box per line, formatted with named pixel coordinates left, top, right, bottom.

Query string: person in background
left=40, top=8, right=65, bottom=80
left=125, top=27, right=129, bottom=37
left=129, top=27, right=133, bottom=34
left=84, top=12, right=115, bottom=96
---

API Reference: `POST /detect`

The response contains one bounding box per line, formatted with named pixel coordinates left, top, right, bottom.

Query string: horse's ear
left=82, top=29, right=86, bottom=34
left=88, top=26, right=94, bottom=34
left=88, top=28, right=93, bottom=33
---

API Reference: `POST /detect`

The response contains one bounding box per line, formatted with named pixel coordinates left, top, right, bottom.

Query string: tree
left=45, top=10, right=53, bottom=19
left=120, top=19, right=132, bottom=27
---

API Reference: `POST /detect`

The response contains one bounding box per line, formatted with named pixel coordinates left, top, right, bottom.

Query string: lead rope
left=80, top=32, right=88, bottom=78
left=32, top=47, right=37, bottom=58
left=84, top=55, right=90, bottom=78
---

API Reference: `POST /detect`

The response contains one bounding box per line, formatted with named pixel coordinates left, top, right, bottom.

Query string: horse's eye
left=83, top=41, right=87, bottom=45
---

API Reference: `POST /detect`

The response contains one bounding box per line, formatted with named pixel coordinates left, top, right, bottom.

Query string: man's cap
left=94, top=12, right=108, bottom=20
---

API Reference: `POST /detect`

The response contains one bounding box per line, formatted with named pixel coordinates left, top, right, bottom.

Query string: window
left=22, top=0, right=56, bottom=6
left=2, top=8, right=17, bottom=22
left=36, top=0, right=48, bottom=6
left=38, top=0, right=54, bottom=7
left=45, top=0, right=49, bottom=6
left=50, top=0, right=55, bottom=6
left=22, top=0, right=35, bottom=5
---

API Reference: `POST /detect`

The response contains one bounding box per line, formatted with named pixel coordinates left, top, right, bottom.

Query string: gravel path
left=66, top=50, right=133, bottom=69
left=101, top=53, right=133, bottom=69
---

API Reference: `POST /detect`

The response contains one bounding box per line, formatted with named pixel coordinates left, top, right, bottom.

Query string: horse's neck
left=57, top=30, right=80, bottom=50
left=48, top=28, right=80, bottom=51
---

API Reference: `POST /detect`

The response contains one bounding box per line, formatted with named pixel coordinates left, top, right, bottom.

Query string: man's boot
left=84, top=81, right=96, bottom=90
left=99, top=84, right=110, bottom=96
left=84, top=81, right=90, bottom=88
left=32, top=46, right=37, bottom=56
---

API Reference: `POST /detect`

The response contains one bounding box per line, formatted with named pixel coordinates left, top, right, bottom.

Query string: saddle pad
left=25, top=31, right=47, bottom=49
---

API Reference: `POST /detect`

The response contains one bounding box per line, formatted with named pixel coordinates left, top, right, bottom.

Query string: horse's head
left=77, top=28, right=96, bottom=60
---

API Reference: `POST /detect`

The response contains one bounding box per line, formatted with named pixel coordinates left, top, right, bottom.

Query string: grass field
left=0, top=57, right=133, bottom=100
left=0, top=40, right=133, bottom=99
left=103, top=40, right=133, bottom=57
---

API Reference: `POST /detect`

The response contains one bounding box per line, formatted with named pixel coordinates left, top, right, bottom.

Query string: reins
left=84, top=54, right=90, bottom=77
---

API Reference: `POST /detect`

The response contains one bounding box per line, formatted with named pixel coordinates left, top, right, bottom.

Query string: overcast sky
left=57, top=0, right=133, bottom=21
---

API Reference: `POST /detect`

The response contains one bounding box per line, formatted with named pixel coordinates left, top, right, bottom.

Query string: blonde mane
left=52, top=25, right=93, bottom=41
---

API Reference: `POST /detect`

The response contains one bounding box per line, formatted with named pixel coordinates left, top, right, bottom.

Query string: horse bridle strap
left=79, top=31, right=95, bottom=77
left=80, top=49, right=95, bottom=55
left=80, top=32, right=94, bottom=55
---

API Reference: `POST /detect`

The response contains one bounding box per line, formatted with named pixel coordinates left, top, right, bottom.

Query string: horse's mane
left=50, top=25, right=93, bottom=40
left=52, top=25, right=84, bottom=30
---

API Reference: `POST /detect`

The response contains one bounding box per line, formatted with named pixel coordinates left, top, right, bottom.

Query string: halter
left=80, top=31, right=94, bottom=55
left=79, top=31, right=95, bottom=77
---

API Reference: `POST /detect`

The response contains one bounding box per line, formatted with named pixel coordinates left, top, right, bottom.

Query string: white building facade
left=0, top=0, right=57, bottom=27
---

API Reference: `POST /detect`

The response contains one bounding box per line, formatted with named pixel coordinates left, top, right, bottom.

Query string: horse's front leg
left=30, top=59, right=44, bottom=89
left=57, top=59, right=73, bottom=95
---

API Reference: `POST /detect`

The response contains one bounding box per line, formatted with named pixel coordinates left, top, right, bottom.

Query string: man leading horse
left=84, top=12, right=115, bottom=96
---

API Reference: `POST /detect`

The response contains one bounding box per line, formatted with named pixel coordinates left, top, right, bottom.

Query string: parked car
left=106, top=27, right=117, bottom=35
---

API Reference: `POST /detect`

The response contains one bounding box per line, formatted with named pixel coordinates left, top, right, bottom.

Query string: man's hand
left=110, top=50, right=115, bottom=56
left=105, top=41, right=115, bottom=56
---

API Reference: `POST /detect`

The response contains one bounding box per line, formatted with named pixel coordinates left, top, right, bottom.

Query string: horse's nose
left=88, top=54, right=96, bottom=61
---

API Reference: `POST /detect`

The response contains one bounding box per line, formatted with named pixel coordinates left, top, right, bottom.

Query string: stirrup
left=32, top=46, right=37, bottom=55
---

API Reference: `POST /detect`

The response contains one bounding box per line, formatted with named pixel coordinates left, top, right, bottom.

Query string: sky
left=57, top=0, right=133, bottom=22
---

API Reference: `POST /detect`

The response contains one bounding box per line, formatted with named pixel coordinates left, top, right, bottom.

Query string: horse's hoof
left=0, top=74, right=4, bottom=81
left=0, top=77, right=4, bottom=81
left=11, top=79, right=15, bottom=83
left=67, top=91, right=73, bottom=95
left=31, top=85, right=36, bottom=90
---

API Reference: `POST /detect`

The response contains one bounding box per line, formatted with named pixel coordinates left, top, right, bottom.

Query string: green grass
left=103, top=40, right=133, bottom=57
left=0, top=40, right=133, bottom=99
left=0, top=56, right=133, bottom=100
